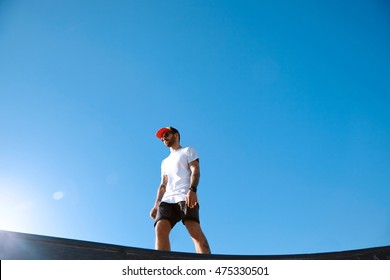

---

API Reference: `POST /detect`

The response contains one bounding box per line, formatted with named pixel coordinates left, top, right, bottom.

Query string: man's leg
left=184, top=220, right=211, bottom=253
left=155, top=219, right=172, bottom=251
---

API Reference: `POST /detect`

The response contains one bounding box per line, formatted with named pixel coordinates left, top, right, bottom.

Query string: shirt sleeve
left=187, top=147, right=199, bottom=163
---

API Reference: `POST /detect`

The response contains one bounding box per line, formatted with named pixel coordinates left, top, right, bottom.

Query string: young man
left=150, top=126, right=211, bottom=253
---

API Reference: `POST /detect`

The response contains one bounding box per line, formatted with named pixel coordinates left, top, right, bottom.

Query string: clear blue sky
left=1, top=0, right=389, bottom=255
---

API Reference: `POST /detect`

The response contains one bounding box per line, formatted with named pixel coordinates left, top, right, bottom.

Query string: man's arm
left=189, top=159, right=200, bottom=189
left=186, top=159, right=200, bottom=208
left=150, top=175, right=167, bottom=220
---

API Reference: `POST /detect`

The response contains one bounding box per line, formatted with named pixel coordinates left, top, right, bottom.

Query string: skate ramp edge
left=1, top=230, right=389, bottom=260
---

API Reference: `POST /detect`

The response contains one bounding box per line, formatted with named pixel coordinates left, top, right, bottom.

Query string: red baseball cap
left=156, top=126, right=179, bottom=139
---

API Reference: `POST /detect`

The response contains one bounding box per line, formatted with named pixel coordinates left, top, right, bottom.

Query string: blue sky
left=0, top=0, right=389, bottom=255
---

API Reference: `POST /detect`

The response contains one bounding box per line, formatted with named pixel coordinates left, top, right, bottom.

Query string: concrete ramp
left=1, top=230, right=389, bottom=260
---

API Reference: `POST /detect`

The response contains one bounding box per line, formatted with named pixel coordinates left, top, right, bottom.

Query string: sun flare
left=0, top=183, right=37, bottom=232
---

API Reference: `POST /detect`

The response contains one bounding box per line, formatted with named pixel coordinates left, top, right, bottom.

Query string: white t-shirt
left=161, top=146, right=199, bottom=203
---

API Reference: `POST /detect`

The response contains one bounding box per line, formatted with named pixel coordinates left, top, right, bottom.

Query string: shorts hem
left=154, top=217, right=174, bottom=228
left=182, top=217, right=200, bottom=225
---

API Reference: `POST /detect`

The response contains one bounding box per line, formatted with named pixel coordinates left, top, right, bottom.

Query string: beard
left=163, top=139, right=175, bottom=147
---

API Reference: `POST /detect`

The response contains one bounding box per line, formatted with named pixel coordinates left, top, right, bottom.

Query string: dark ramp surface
left=1, top=230, right=389, bottom=260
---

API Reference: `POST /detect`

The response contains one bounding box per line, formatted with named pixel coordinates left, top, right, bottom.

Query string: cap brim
left=156, top=127, right=172, bottom=139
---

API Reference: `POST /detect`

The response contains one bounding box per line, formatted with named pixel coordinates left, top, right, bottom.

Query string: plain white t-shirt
left=161, top=146, right=199, bottom=203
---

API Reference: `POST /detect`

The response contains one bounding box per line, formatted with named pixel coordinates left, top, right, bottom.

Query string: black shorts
left=154, top=201, right=200, bottom=228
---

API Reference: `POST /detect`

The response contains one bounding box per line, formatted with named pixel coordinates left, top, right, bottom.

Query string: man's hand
left=150, top=181, right=166, bottom=220
left=150, top=207, right=158, bottom=220
left=186, top=190, right=198, bottom=208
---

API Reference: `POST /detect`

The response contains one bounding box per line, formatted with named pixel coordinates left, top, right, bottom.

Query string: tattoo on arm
left=157, top=185, right=165, bottom=201
left=156, top=175, right=167, bottom=203
left=189, top=160, right=200, bottom=189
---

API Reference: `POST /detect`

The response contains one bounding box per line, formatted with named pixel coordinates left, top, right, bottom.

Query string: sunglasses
left=161, top=132, right=173, bottom=140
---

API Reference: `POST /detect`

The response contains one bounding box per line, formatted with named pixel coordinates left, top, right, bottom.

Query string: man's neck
left=170, top=143, right=182, bottom=152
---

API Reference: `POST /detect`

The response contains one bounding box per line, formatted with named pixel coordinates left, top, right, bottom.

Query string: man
left=150, top=126, right=211, bottom=253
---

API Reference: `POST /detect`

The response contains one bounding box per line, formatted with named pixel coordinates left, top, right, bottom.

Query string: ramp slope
left=1, top=230, right=389, bottom=260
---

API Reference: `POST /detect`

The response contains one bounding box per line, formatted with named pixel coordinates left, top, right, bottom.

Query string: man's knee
left=184, top=220, right=203, bottom=238
left=155, top=219, right=171, bottom=237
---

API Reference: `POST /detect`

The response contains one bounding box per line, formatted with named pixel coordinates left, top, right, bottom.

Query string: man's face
left=161, top=131, right=176, bottom=147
